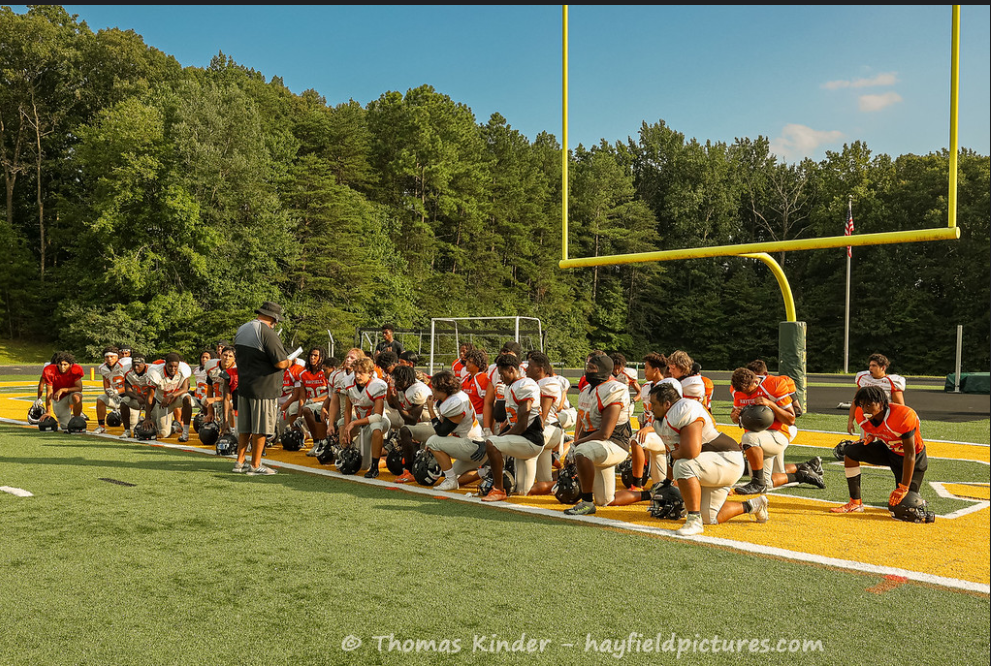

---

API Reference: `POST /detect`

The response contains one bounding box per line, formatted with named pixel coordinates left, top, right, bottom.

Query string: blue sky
left=45, top=5, right=991, bottom=162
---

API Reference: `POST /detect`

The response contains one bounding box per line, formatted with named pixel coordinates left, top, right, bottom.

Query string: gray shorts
left=237, top=395, right=278, bottom=435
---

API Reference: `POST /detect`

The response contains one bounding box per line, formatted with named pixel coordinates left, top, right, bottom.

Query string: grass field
left=1, top=424, right=988, bottom=665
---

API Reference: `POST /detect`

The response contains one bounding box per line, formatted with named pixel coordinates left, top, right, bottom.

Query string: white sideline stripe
left=0, top=486, right=33, bottom=497
left=3, top=418, right=988, bottom=594
left=713, top=422, right=989, bottom=448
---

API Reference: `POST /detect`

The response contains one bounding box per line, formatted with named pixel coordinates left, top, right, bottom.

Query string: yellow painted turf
left=2, top=384, right=988, bottom=587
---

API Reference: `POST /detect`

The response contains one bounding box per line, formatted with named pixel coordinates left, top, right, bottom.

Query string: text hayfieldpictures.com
left=339, top=632, right=825, bottom=658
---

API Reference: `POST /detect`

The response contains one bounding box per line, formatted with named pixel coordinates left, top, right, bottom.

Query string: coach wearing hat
left=232, top=301, right=291, bottom=475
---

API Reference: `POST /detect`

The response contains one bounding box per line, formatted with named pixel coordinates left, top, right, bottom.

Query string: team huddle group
left=31, top=329, right=935, bottom=533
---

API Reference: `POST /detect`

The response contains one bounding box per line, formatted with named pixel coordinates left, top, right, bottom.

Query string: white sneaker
left=676, top=515, right=704, bottom=536
left=750, top=495, right=769, bottom=523
left=246, top=465, right=277, bottom=476
left=94, top=426, right=107, bottom=434
left=436, top=477, right=459, bottom=492
left=120, top=430, right=132, bottom=439
left=232, top=461, right=248, bottom=473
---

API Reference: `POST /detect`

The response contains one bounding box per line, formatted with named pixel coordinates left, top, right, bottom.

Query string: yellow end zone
left=1, top=382, right=988, bottom=591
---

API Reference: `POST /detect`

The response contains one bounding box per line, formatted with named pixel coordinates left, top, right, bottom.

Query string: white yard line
left=0, top=486, right=33, bottom=497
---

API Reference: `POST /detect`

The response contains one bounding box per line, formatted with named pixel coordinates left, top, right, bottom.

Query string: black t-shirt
left=375, top=339, right=404, bottom=356
left=233, top=319, right=288, bottom=399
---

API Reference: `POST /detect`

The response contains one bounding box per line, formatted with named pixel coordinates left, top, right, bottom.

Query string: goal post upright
left=557, top=5, right=962, bottom=397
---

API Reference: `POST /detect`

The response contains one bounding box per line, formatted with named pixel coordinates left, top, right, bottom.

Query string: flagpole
left=843, top=196, right=852, bottom=374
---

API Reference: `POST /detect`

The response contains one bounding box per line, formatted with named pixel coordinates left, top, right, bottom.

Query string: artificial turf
left=1, top=424, right=988, bottom=665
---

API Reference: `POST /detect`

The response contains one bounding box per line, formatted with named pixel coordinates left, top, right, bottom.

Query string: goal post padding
left=779, top=321, right=807, bottom=413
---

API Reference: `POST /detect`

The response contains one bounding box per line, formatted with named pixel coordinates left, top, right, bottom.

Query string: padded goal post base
left=779, top=321, right=807, bottom=413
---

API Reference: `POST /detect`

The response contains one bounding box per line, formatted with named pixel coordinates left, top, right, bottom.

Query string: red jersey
left=855, top=403, right=925, bottom=455
left=462, top=372, right=490, bottom=416
left=298, top=368, right=329, bottom=401
left=282, top=363, right=304, bottom=399
left=226, top=366, right=239, bottom=393
left=43, top=364, right=84, bottom=393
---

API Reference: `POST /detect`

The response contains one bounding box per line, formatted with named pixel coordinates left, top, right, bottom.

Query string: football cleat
left=830, top=500, right=864, bottom=514
left=795, top=468, right=825, bottom=489
left=749, top=495, right=770, bottom=523
left=734, top=476, right=767, bottom=495
left=563, top=500, right=596, bottom=516
left=675, top=514, right=704, bottom=536
left=796, top=456, right=823, bottom=476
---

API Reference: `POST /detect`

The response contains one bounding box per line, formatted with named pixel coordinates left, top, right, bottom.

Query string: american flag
left=845, top=201, right=854, bottom=258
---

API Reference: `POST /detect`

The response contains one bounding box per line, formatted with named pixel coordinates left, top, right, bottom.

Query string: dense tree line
left=2, top=6, right=988, bottom=374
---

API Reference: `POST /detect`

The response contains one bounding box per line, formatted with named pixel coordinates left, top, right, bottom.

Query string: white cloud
left=858, top=91, right=903, bottom=112
left=822, top=72, right=898, bottom=90
left=769, top=124, right=844, bottom=161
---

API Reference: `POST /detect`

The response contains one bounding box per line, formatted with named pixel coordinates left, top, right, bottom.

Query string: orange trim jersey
left=855, top=371, right=906, bottom=399
left=193, top=359, right=221, bottom=401
left=505, top=377, right=540, bottom=428
left=124, top=366, right=157, bottom=401
left=730, top=375, right=795, bottom=436
left=486, top=363, right=506, bottom=400
left=855, top=403, right=925, bottom=455
left=537, top=376, right=562, bottom=426
left=680, top=374, right=714, bottom=411
left=345, top=377, right=388, bottom=419
left=462, top=372, right=489, bottom=416
left=98, top=358, right=132, bottom=394
left=438, top=392, right=480, bottom=438
left=576, top=379, right=631, bottom=441
left=654, top=398, right=721, bottom=456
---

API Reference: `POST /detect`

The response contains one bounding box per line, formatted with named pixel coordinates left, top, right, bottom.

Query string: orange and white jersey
left=730, top=375, right=796, bottom=440
left=98, top=357, right=132, bottom=393
left=125, top=366, right=157, bottom=401
left=462, top=372, right=489, bottom=416
left=553, top=374, right=572, bottom=411
left=194, top=359, right=221, bottom=401
left=639, top=381, right=657, bottom=429
left=280, top=361, right=305, bottom=402
left=680, top=374, right=713, bottom=411
left=505, top=377, right=541, bottom=428
left=451, top=358, right=470, bottom=383
left=332, top=369, right=354, bottom=396
left=576, top=379, right=631, bottom=437
left=855, top=403, right=925, bottom=455
left=855, top=371, right=906, bottom=400
left=345, top=377, right=388, bottom=419
left=398, top=381, right=432, bottom=421
left=148, top=361, right=192, bottom=402
left=296, top=368, right=329, bottom=402
left=438, top=392, right=481, bottom=438
left=486, top=363, right=506, bottom=400
left=537, top=376, right=562, bottom=426
left=654, top=398, right=721, bottom=456
left=398, top=381, right=432, bottom=410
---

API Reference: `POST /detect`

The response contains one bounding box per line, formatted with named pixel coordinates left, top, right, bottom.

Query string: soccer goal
left=427, top=317, right=544, bottom=374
